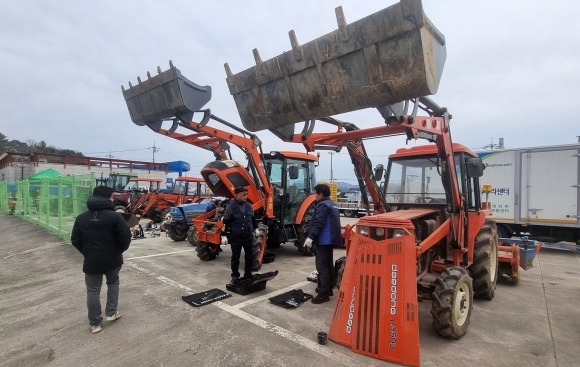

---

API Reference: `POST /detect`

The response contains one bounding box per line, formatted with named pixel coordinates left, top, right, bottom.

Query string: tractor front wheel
left=295, top=203, right=316, bottom=256
left=334, top=256, right=346, bottom=289
left=196, top=241, right=219, bottom=261
left=431, top=267, right=473, bottom=339
left=187, top=226, right=199, bottom=246
left=168, top=225, right=188, bottom=242
left=252, top=223, right=268, bottom=271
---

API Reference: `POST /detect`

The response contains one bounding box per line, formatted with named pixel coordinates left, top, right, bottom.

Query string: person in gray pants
left=71, top=186, right=132, bottom=333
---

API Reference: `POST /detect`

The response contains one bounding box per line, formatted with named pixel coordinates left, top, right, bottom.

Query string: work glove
left=254, top=229, right=261, bottom=238
left=221, top=236, right=229, bottom=246
left=303, top=237, right=313, bottom=249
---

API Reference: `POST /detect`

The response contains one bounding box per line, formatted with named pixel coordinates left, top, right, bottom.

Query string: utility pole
left=151, top=141, right=160, bottom=163
left=328, top=151, right=334, bottom=183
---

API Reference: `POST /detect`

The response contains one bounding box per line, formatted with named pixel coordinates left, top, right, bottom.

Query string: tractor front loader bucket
left=122, top=61, right=212, bottom=132
left=225, top=0, right=446, bottom=132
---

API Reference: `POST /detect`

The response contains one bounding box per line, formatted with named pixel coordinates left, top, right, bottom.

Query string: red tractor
left=221, top=1, right=522, bottom=365
left=130, top=176, right=209, bottom=222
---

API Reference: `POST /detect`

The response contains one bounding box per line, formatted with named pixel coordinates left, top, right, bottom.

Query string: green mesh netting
left=0, top=173, right=95, bottom=241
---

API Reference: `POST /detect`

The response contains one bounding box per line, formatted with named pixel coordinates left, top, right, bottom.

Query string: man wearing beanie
left=223, top=186, right=258, bottom=284
left=71, top=185, right=132, bottom=334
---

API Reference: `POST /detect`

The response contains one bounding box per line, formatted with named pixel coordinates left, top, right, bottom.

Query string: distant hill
left=0, top=132, right=83, bottom=156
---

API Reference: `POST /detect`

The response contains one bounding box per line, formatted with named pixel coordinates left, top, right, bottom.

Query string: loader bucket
left=225, top=0, right=446, bottom=132
left=122, top=62, right=212, bottom=131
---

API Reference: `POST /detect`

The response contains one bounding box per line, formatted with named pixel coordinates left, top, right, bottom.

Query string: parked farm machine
left=121, top=66, right=321, bottom=269
left=220, top=0, right=530, bottom=365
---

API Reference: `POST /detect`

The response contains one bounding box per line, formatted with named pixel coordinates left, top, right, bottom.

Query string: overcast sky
left=1, top=0, right=579, bottom=183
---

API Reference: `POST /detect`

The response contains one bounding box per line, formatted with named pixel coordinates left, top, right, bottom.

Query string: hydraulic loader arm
left=269, top=98, right=463, bottom=215
left=121, top=63, right=274, bottom=217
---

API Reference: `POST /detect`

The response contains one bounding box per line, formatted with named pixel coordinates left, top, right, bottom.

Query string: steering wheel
left=415, top=196, right=438, bottom=204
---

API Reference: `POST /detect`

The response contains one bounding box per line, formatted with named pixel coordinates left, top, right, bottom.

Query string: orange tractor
left=121, top=65, right=320, bottom=269
left=221, top=0, right=525, bottom=365
left=128, top=176, right=209, bottom=222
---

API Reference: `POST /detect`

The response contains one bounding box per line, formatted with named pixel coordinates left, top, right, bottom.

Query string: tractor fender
left=294, top=194, right=317, bottom=224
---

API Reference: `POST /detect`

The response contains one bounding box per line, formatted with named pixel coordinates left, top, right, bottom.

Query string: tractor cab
left=172, top=176, right=210, bottom=202
left=264, top=151, right=318, bottom=225
left=384, top=143, right=485, bottom=211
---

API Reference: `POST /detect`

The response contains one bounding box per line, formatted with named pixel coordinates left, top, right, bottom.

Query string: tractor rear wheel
left=187, top=226, right=199, bottom=246
left=168, top=225, right=188, bottom=242
left=196, top=241, right=219, bottom=261
left=468, top=220, right=499, bottom=300
left=430, top=267, right=473, bottom=339
left=295, top=202, right=316, bottom=256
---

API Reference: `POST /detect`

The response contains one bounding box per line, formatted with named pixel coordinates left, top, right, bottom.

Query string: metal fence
left=0, top=173, right=95, bottom=241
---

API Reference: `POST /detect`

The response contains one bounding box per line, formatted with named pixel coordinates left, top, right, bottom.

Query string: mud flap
left=329, top=234, right=420, bottom=366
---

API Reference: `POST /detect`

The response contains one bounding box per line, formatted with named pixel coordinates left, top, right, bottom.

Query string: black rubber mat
left=182, top=288, right=231, bottom=307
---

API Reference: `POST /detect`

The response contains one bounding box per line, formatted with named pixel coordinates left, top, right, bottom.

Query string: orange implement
left=329, top=233, right=420, bottom=366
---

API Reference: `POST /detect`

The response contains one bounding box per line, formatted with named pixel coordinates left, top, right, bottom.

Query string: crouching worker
left=71, top=186, right=132, bottom=334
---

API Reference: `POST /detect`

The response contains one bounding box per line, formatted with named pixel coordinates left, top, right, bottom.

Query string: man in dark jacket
left=223, top=186, right=258, bottom=284
left=304, top=184, right=341, bottom=304
left=71, top=185, right=132, bottom=334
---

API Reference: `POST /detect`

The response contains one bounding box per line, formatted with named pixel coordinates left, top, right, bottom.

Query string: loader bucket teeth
left=122, top=62, right=212, bottom=130
left=225, top=0, right=446, bottom=132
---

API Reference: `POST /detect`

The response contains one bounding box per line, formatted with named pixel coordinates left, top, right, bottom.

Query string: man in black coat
left=223, top=186, right=258, bottom=284
left=71, top=186, right=132, bottom=334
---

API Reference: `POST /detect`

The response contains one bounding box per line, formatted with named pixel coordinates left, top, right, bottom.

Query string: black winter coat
left=71, top=196, right=132, bottom=274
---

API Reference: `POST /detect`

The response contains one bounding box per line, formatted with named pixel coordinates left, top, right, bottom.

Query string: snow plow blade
left=329, top=233, right=420, bottom=366
left=121, top=62, right=212, bottom=131
left=225, top=0, right=446, bottom=132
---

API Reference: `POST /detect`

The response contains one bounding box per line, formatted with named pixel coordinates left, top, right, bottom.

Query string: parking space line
left=3, top=242, right=65, bottom=259
left=231, top=280, right=311, bottom=309
left=124, top=261, right=365, bottom=367
left=125, top=249, right=196, bottom=260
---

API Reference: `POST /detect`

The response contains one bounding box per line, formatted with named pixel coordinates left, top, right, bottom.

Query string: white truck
left=336, top=190, right=372, bottom=217
left=477, top=143, right=580, bottom=252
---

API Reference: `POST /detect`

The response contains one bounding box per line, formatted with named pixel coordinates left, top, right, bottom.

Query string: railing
left=0, top=173, right=95, bottom=241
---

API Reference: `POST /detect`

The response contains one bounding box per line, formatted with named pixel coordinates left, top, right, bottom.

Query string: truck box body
left=477, top=144, right=580, bottom=248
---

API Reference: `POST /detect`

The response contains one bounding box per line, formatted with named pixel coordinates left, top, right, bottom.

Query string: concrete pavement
left=0, top=212, right=578, bottom=367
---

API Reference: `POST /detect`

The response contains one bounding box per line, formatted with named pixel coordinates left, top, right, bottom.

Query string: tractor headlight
left=357, top=225, right=369, bottom=236
left=392, top=229, right=406, bottom=238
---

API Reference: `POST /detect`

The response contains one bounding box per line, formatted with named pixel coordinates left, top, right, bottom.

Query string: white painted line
left=124, top=261, right=365, bottom=367
left=125, top=249, right=196, bottom=260
left=231, top=280, right=312, bottom=309
left=3, top=242, right=65, bottom=259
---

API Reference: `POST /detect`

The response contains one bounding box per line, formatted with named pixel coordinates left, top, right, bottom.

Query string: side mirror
left=465, top=157, right=485, bottom=178
left=266, top=162, right=272, bottom=176
left=374, top=164, right=384, bottom=181
left=288, top=165, right=299, bottom=180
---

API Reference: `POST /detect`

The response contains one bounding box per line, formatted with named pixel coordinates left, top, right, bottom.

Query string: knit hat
left=234, top=186, right=248, bottom=194
left=93, top=186, right=115, bottom=198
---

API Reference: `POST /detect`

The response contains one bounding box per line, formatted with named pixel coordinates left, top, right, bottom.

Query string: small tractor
left=121, top=66, right=320, bottom=269
left=129, top=176, right=209, bottom=222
